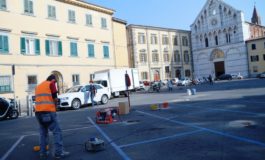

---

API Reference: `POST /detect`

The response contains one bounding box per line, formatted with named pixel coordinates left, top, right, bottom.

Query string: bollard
left=191, top=88, right=196, bottom=95
left=187, top=89, right=191, bottom=96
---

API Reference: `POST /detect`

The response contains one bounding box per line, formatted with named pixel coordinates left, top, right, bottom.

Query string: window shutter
left=45, top=40, right=50, bottom=55
left=103, top=46, right=109, bottom=58
left=3, top=36, right=8, bottom=52
left=35, top=39, right=40, bottom=55
left=21, top=37, right=26, bottom=54
left=88, top=44, right=94, bottom=57
left=24, top=0, right=28, bottom=13
left=0, top=36, right=3, bottom=52
left=29, top=0, right=33, bottom=14
left=70, top=42, right=77, bottom=56
left=58, top=41, right=62, bottom=56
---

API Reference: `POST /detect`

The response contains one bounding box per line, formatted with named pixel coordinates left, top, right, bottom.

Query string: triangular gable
left=191, top=0, right=242, bottom=27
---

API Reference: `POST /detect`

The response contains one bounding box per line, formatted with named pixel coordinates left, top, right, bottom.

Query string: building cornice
left=56, top=0, right=115, bottom=15
left=127, top=24, right=190, bottom=33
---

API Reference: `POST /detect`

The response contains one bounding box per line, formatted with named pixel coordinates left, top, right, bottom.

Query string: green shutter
left=29, top=0, right=33, bottom=14
left=3, top=36, right=8, bottom=53
left=103, top=46, right=109, bottom=58
left=0, top=36, right=3, bottom=52
left=88, top=44, right=94, bottom=57
left=21, top=37, right=26, bottom=54
left=58, top=41, right=62, bottom=56
left=45, top=40, right=50, bottom=55
left=35, top=39, right=40, bottom=55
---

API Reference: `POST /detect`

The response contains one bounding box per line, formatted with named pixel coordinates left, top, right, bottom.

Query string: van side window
left=101, top=81, right=108, bottom=87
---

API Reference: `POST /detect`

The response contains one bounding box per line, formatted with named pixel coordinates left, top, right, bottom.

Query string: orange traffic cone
left=33, top=145, right=49, bottom=152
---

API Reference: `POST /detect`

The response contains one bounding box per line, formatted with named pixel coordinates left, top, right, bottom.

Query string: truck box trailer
left=93, top=68, right=140, bottom=97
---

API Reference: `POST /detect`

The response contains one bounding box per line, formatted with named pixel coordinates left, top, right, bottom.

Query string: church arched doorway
left=210, top=49, right=225, bottom=77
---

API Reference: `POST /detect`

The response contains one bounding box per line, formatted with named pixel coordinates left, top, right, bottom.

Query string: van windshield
left=94, top=80, right=108, bottom=87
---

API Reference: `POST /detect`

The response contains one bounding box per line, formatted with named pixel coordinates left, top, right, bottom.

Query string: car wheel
left=9, top=110, right=19, bottom=119
left=101, top=95, right=108, bottom=104
left=71, top=99, right=81, bottom=110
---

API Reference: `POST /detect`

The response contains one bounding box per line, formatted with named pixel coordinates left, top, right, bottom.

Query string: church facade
left=190, top=0, right=265, bottom=79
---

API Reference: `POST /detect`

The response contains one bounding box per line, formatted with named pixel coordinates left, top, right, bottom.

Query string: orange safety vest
left=35, top=81, right=56, bottom=112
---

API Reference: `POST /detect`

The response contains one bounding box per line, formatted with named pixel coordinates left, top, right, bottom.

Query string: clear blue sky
left=85, top=0, right=264, bottom=30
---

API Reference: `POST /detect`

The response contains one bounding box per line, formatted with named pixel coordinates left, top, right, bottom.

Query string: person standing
left=208, top=74, right=213, bottom=85
left=89, top=80, right=97, bottom=107
left=35, top=74, right=69, bottom=160
left=167, top=79, right=173, bottom=92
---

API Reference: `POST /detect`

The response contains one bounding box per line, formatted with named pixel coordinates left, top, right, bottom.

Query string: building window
left=45, top=40, right=62, bottom=56
left=101, top=18, right=107, bottom=28
left=163, top=53, right=169, bottom=62
left=0, top=0, right=6, bottom=10
left=0, top=76, right=11, bottom=93
left=72, top=74, right=80, bottom=86
left=139, top=52, right=147, bottom=63
left=0, top=35, right=9, bottom=54
left=226, top=33, right=231, bottom=43
left=152, top=52, right=159, bottom=62
left=184, top=51, right=190, bottom=64
left=68, top=10, right=76, bottom=23
left=138, top=33, right=145, bottom=44
left=162, top=35, right=169, bottom=45
left=27, top=75, right=37, bottom=91
left=205, top=37, right=209, bottom=47
left=150, top=34, right=157, bottom=44
left=86, top=14, right=93, bottom=26
left=251, top=44, right=256, bottom=50
left=263, top=54, right=265, bottom=60
left=264, top=42, right=265, bottom=48
left=70, top=42, right=78, bottom=57
left=174, top=50, right=180, bottom=62
left=215, top=36, right=218, bottom=45
left=87, top=43, right=95, bottom=57
left=21, top=37, right=40, bottom=55
left=173, top=36, right=178, bottom=46
left=182, top=36, right=189, bottom=46
left=250, top=55, right=259, bottom=62
left=141, top=72, right=148, bottom=80
left=103, top=44, right=109, bottom=58
left=253, top=66, right=258, bottom=73
left=24, top=0, right=33, bottom=14
left=185, top=70, right=191, bottom=77
left=47, top=5, right=56, bottom=19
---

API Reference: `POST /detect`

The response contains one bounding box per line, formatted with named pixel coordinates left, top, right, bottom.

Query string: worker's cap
left=46, top=74, right=57, bottom=82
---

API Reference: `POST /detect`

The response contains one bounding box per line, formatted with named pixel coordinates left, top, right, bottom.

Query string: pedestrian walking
left=35, top=74, right=69, bottom=160
left=208, top=74, right=213, bottom=85
left=167, top=79, right=173, bottom=92
left=89, top=80, right=97, bottom=107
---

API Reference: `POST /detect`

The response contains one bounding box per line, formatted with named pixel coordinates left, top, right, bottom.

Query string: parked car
left=171, top=78, right=179, bottom=85
left=0, top=97, right=19, bottom=120
left=58, top=83, right=111, bottom=110
left=217, top=74, right=232, bottom=80
left=177, top=78, right=191, bottom=86
left=231, top=73, right=243, bottom=79
left=138, top=81, right=145, bottom=90
left=257, top=72, right=265, bottom=78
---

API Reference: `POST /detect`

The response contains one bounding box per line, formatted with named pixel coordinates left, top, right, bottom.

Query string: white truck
left=93, top=68, right=140, bottom=97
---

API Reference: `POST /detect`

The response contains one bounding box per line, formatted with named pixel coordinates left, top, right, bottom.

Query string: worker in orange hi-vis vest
left=35, top=74, right=70, bottom=160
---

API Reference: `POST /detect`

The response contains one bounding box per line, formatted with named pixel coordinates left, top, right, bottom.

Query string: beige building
left=0, top=0, right=128, bottom=111
left=246, top=37, right=265, bottom=77
left=127, top=25, right=192, bottom=81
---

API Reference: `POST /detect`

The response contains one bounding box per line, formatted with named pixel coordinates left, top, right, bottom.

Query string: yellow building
left=0, top=0, right=128, bottom=111
left=246, top=37, right=265, bottom=77
left=127, top=25, right=192, bottom=81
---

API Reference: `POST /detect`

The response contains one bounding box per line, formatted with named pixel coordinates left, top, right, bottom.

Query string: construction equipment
left=85, top=138, right=105, bottom=152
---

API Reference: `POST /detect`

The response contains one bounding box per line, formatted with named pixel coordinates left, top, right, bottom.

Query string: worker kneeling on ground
left=35, top=74, right=70, bottom=160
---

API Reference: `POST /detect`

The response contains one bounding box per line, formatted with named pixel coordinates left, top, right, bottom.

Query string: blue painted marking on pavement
left=137, top=110, right=265, bottom=148
left=119, top=129, right=204, bottom=148
left=88, top=117, right=131, bottom=160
